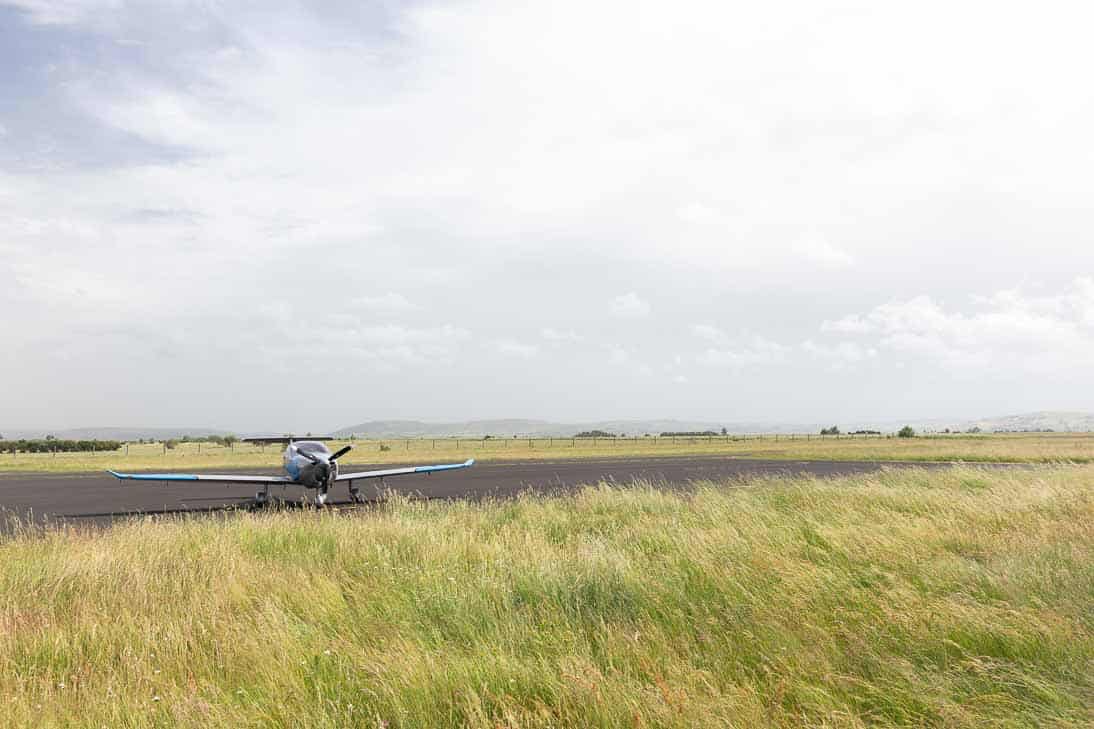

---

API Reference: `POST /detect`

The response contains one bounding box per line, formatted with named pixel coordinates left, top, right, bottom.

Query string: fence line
left=3, top=431, right=1032, bottom=456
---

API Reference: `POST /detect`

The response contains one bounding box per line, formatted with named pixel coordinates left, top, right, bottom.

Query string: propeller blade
left=296, top=448, right=320, bottom=463
left=330, top=445, right=352, bottom=461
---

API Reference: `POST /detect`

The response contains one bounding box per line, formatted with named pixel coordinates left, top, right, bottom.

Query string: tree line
left=0, top=439, right=122, bottom=453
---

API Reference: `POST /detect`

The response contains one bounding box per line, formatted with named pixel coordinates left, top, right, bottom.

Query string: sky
left=2, top=0, right=1094, bottom=432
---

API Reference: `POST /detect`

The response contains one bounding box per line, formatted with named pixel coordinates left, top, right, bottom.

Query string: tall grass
left=1, top=466, right=1091, bottom=727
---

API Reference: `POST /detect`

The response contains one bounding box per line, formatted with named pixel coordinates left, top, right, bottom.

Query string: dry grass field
left=2, top=432, right=1094, bottom=475
left=1, top=465, right=1091, bottom=727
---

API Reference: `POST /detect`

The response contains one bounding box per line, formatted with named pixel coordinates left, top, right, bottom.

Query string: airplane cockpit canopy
left=295, top=441, right=332, bottom=454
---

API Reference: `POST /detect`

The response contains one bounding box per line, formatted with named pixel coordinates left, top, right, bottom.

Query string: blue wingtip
left=107, top=470, right=126, bottom=479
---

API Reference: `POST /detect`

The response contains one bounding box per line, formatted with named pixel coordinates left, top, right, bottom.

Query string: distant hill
left=963, top=411, right=1094, bottom=433
left=851, top=411, right=1094, bottom=433
left=6, top=411, right=1090, bottom=442
left=334, top=412, right=1094, bottom=438
left=332, top=419, right=820, bottom=438
left=332, top=419, right=558, bottom=438
left=0, top=426, right=233, bottom=441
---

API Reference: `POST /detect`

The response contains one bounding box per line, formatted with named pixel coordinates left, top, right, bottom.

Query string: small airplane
left=108, top=436, right=474, bottom=506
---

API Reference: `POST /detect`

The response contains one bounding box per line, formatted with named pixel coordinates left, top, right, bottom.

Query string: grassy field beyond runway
left=1, top=466, right=1091, bottom=727
left=3, top=432, right=1094, bottom=474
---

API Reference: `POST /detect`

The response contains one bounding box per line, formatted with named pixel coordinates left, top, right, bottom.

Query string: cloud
left=794, top=233, right=854, bottom=268
left=689, top=324, right=726, bottom=343
left=821, top=314, right=874, bottom=334
left=495, top=340, right=539, bottom=358
left=606, top=347, right=652, bottom=376
left=802, top=340, right=878, bottom=369
left=609, top=347, right=631, bottom=365
left=697, top=336, right=790, bottom=368
left=2, top=0, right=98, bottom=25
left=610, top=292, right=650, bottom=318
left=348, top=324, right=468, bottom=346
left=351, top=293, right=419, bottom=312
left=819, top=278, right=1094, bottom=372
left=265, top=322, right=471, bottom=369
left=541, top=327, right=582, bottom=342
left=6, top=2, right=1094, bottom=426
left=676, top=202, right=731, bottom=227
left=690, top=327, right=792, bottom=368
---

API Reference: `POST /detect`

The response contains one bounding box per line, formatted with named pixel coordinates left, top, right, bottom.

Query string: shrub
left=898, top=426, right=916, bottom=438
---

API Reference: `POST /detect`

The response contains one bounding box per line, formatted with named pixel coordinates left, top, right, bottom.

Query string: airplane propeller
left=294, top=444, right=353, bottom=497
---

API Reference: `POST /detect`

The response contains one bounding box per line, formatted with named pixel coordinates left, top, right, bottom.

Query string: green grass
left=1, top=466, right=1092, bottom=727
left=4, top=432, right=1094, bottom=474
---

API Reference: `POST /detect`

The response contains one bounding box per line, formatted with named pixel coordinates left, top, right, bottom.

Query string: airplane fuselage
left=283, top=441, right=338, bottom=490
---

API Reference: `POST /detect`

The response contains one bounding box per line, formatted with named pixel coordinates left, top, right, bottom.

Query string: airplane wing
left=336, top=458, right=474, bottom=481
left=107, top=470, right=294, bottom=485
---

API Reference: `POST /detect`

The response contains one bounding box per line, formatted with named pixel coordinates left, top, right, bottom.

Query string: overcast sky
left=2, top=1, right=1094, bottom=432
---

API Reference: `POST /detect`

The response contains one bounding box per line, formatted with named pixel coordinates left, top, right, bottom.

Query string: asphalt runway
left=0, top=456, right=934, bottom=531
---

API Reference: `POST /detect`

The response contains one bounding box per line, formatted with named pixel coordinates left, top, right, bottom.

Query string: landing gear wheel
left=314, top=487, right=329, bottom=507
left=349, top=482, right=366, bottom=504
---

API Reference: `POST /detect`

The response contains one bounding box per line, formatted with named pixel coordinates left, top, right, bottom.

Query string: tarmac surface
left=0, top=456, right=939, bottom=531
